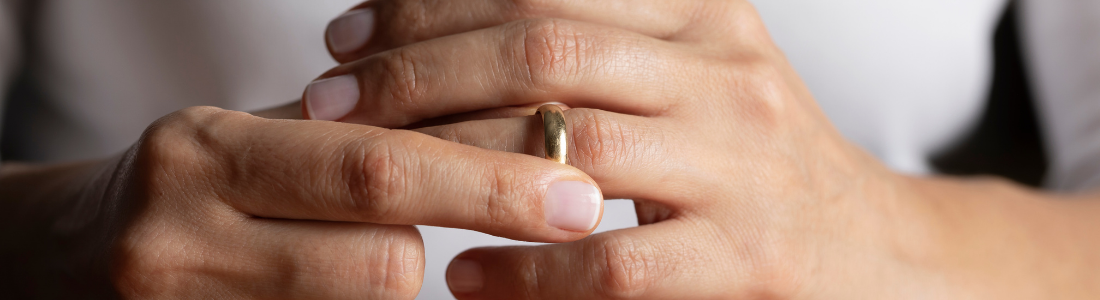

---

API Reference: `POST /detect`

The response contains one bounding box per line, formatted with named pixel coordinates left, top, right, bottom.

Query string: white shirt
left=1021, top=0, right=1100, bottom=190
left=2, top=1, right=1098, bottom=299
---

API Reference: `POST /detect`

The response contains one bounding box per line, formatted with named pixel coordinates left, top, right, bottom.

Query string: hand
left=306, top=0, right=1100, bottom=298
left=2, top=105, right=609, bottom=299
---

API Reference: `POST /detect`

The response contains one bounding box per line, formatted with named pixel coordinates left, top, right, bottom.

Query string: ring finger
left=415, top=108, right=697, bottom=207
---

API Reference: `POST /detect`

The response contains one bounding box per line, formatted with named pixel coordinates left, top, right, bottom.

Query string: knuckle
left=591, top=235, right=657, bottom=299
left=375, top=49, right=430, bottom=113
left=515, top=18, right=591, bottom=91
left=478, top=166, right=522, bottom=229
left=141, top=107, right=210, bottom=158
left=732, top=3, right=771, bottom=39
left=166, top=105, right=222, bottom=123
left=138, top=125, right=197, bottom=172
left=706, top=0, right=770, bottom=42
left=110, top=226, right=193, bottom=298
left=512, top=249, right=547, bottom=297
left=722, top=1, right=765, bottom=25
left=345, top=132, right=414, bottom=221
left=736, top=235, right=803, bottom=298
left=720, top=57, right=791, bottom=127
left=137, top=106, right=247, bottom=179
left=142, top=106, right=246, bottom=155
left=279, top=227, right=424, bottom=299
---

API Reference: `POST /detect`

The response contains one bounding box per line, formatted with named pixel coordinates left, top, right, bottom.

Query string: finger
left=248, top=221, right=423, bottom=300
left=113, top=208, right=422, bottom=299
left=414, top=108, right=691, bottom=206
left=445, top=220, right=738, bottom=299
left=402, top=102, right=569, bottom=129
left=158, top=106, right=603, bottom=242
left=224, top=221, right=424, bottom=299
left=250, top=100, right=303, bottom=119
left=633, top=198, right=675, bottom=225
left=304, top=18, right=700, bottom=126
left=325, top=0, right=761, bottom=63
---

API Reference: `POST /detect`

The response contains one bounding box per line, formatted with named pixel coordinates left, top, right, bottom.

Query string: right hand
left=66, top=106, right=603, bottom=299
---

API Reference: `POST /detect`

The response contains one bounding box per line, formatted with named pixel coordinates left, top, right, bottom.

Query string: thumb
left=250, top=100, right=303, bottom=119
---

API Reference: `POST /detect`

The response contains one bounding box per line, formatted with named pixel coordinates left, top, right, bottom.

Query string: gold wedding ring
left=536, top=104, right=568, bottom=164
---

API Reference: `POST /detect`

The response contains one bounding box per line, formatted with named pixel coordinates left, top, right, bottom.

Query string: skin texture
left=310, top=0, right=1100, bottom=298
left=0, top=107, right=603, bottom=299
left=0, top=0, right=1098, bottom=299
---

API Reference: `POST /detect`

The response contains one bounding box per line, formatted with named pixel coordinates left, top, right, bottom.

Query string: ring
left=536, top=104, right=568, bottom=164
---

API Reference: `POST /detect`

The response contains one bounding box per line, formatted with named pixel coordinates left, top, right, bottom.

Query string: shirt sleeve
left=1020, top=0, right=1100, bottom=191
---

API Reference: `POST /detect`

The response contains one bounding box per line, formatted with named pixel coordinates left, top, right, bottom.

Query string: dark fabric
left=931, top=0, right=1048, bottom=186
left=0, top=0, right=43, bottom=162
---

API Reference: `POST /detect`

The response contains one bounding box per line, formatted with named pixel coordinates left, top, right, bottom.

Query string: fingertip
left=303, top=75, right=360, bottom=121
left=446, top=258, right=485, bottom=295
left=326, top=9, right=376, bottom=55
left=447, top=247, right=507, bottom=299
left=545, top=180, right=604, bottom=233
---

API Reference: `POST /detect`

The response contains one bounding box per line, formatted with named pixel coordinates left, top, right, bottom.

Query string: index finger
left=163, top=107, right=604, bottom=242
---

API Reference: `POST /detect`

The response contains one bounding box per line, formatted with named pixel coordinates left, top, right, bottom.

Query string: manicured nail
left=304, top=75, right=359, bottom=121
left=545, top=181, right=602, bottom=232
left=446, top=259, right=484, bottom=294
left=327, top=9, right=375, bottom=54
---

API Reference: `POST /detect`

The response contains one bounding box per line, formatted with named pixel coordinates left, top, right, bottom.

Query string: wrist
left=898, top=175, right=1100, bottom=298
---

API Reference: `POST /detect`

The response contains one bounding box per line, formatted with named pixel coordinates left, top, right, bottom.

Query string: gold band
left=536, top=104, right=568, bottom=164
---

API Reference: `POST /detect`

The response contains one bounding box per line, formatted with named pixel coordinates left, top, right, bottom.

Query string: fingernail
left=327, top=9, right=375, bottom=54
left=545, top=181, right=602, bottom=232
left=446, top=259, right=484, bottom=294
left=304, top=75, right=359, bottom=121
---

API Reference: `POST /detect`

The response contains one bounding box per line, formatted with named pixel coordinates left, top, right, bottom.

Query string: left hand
left=301, top=0, right=1040, bottom=298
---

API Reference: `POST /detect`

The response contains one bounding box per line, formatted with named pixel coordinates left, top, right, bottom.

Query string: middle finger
left=327, top=0, right=749, bottom=62
left=304, top=18, right=702, bottom=126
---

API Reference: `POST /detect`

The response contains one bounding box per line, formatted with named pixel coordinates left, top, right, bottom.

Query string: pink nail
left=304, top=75, right=359, bottom=121
left=545, top=181, right=602, bottom=232
left=446, top=259, right=484, bottom=294
left=326, top=9, right=375, bottom=54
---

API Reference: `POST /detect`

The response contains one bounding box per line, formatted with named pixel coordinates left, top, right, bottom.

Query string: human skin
left=304, top=0, right=1100, bottom=298
left=0, top=101, right=606, bottom=297
left=1, top=1, right=1099, bottom=299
